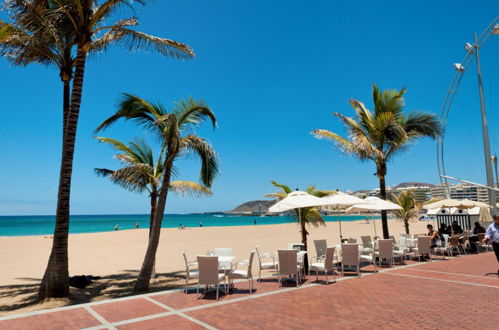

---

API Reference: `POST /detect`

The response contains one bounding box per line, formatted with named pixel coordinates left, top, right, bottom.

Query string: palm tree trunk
left=377, top=163, right=390, bottom=239
left=149, top=194, right=157, bottom=278
left=134, top=158, right=174, bottom=292
left=63, top=79, right=70, bottom=137
left=39, top=47, right=88, bottom=299
left=300, top=220, right=308, bottom=251
left=404, top=220, right=410, bottom=234
left=149, top=193, right=157, bottom=237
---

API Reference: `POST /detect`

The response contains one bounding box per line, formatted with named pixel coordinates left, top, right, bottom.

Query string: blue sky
left=1, top=0, right=499, bottom=215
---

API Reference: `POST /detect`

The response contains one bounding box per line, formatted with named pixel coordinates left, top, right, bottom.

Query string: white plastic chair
left=183, top=252, right=198, bottom=293
left=376, top=239, right=394, bottom=267
left=309, top=247, right=336, bottom=284
left=341, top=244, right=374, bottom=276
left=412, top=236, right=433, bottom=262
left=313, top=239, right=327, bottom=260
left=228, top=250, right=255, bottom=294
left=360, top=236, right=373, bottom=252
left=277, top=249, right=302, bottom=287
left=255, top=245, right=278, bottom=281
left=197, top=256, right=226, bottom=300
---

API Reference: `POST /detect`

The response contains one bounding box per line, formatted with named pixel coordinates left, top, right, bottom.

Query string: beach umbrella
left=345, top=197, right=402, bottom=238
left=423, top=198, right=490, bottom=210
left=479, top=206, right=493, bottom=223
left=321, top=192, right=365, bottom=240
left=268, top=190, right=330, bottom=214
left=268, top=191, right=330, bottom=271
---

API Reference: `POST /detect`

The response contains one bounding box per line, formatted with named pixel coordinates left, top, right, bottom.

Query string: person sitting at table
left=451, top=221, right=463, bottom=235
left=427, top=224, right=441, bottom=248
left=439, top=223, right=450, bottom=235
left=468, top=222, right=486, bottom=252
left=473, top=222, right=486, bottom=235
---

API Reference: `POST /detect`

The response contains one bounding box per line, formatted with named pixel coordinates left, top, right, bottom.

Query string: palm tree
left=95, top=94, right=219, bottom=292
left=0, top=0, right=75, bottom=136
left=312, top=84, right=440, bottom=239
left=13, top=0, right=196, bottom=298
left=266, top=181, right=331, bottom=251
left=392, top=190, right=418, bottom=234
left=94, top=136, right=212, bottom=234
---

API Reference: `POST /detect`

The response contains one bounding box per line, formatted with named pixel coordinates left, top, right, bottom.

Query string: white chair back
left=314, top=239, right=327, bottom=258
left=340, top=244, right=359, bottom=267
left=197, top=256, right=219, bottom=285
left=278, top=249, right=298, bottom=275
left=324, top=247, right=335, bottom=271
left=417, top=236, right=431, bottom=254
left=399, top=237, right=407, bottom=248
left=442, top=234, right=450, bottom=243
left=360, top=236, right=371, bottom=249
left=247, top=250, right=255, bottom=276
left=213, top=248, right=233, bottom=256
left=378, top=239, right=394, bottom=259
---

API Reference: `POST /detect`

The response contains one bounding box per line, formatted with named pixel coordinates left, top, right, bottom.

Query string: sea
left=0, top=214, right=376, bottom=237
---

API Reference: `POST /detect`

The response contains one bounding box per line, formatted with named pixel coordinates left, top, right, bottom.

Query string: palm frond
left=312, top=128, right=372, bottom=160
left=93, top=26, right=194, bottom=59
left=270, top=180, right=292, bottom=194
left=180, top=135, right=219, bottom=187
left=403, top=111, right=440, bottom=139
left=169, top=180, right=212, bottom=197
left=95, top=94, right=160, bottom=133
left=90, top=0, right=145, bottom=29
left=174, top=98, right=216, bottom=131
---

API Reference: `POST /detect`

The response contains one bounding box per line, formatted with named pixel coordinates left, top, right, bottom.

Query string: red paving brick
left=0, top=252, right=497, bottom=329
left=117, top=315, right=204, bottom=330
left=412, top=252, right=498, bottom=277
left=187, top=272, right=498, bottom=330
left=0, top=308, right=100, bottom=330
left=390, top=268, right=499, bottom=286
left=151, top=277, right=282, bottom=310
left=90, top=298, right=167, bottom=323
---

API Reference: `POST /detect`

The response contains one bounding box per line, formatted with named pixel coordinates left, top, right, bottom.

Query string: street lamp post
left=473, top=31, right=496, bottom=209
left=438, top=18, right=499, bottom=211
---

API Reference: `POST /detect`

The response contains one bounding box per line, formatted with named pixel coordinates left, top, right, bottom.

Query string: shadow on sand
left=0, top=270, right=185, bottom=316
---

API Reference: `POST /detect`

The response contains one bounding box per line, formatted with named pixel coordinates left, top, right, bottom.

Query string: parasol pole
left=338, top=206, right=343, bottom=241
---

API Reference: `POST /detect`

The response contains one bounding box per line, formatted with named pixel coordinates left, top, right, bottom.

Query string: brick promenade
left=0, top=252, right=497, bottom=329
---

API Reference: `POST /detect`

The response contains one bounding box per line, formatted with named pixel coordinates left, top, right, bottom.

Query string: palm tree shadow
left=0, top=271, right=185, bottom=316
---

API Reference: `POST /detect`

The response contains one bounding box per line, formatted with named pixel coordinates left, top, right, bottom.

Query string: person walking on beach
left=135, top=223, right=139, bottom=229
left=114, top=224, right=119, bottom=231
left=199, top=222, right=203, bottom=227
left=483, top=214, right=499, bottom=274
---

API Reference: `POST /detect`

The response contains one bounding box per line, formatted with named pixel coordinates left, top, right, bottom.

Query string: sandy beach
left=0, top=219, right=432, bottom=316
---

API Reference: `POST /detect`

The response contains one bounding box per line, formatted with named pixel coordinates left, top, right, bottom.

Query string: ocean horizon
left=0, top=213, right=379, bottom=237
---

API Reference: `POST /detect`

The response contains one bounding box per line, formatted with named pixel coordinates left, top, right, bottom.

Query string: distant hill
left=227, top=200, right=276, bottom=213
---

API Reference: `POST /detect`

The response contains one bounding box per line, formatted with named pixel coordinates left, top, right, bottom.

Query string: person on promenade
left=427, top=224, right=441, bottom=248
left=482, top=214, right=499, bottom=274
left=451, top=221, right=463, bottom=235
